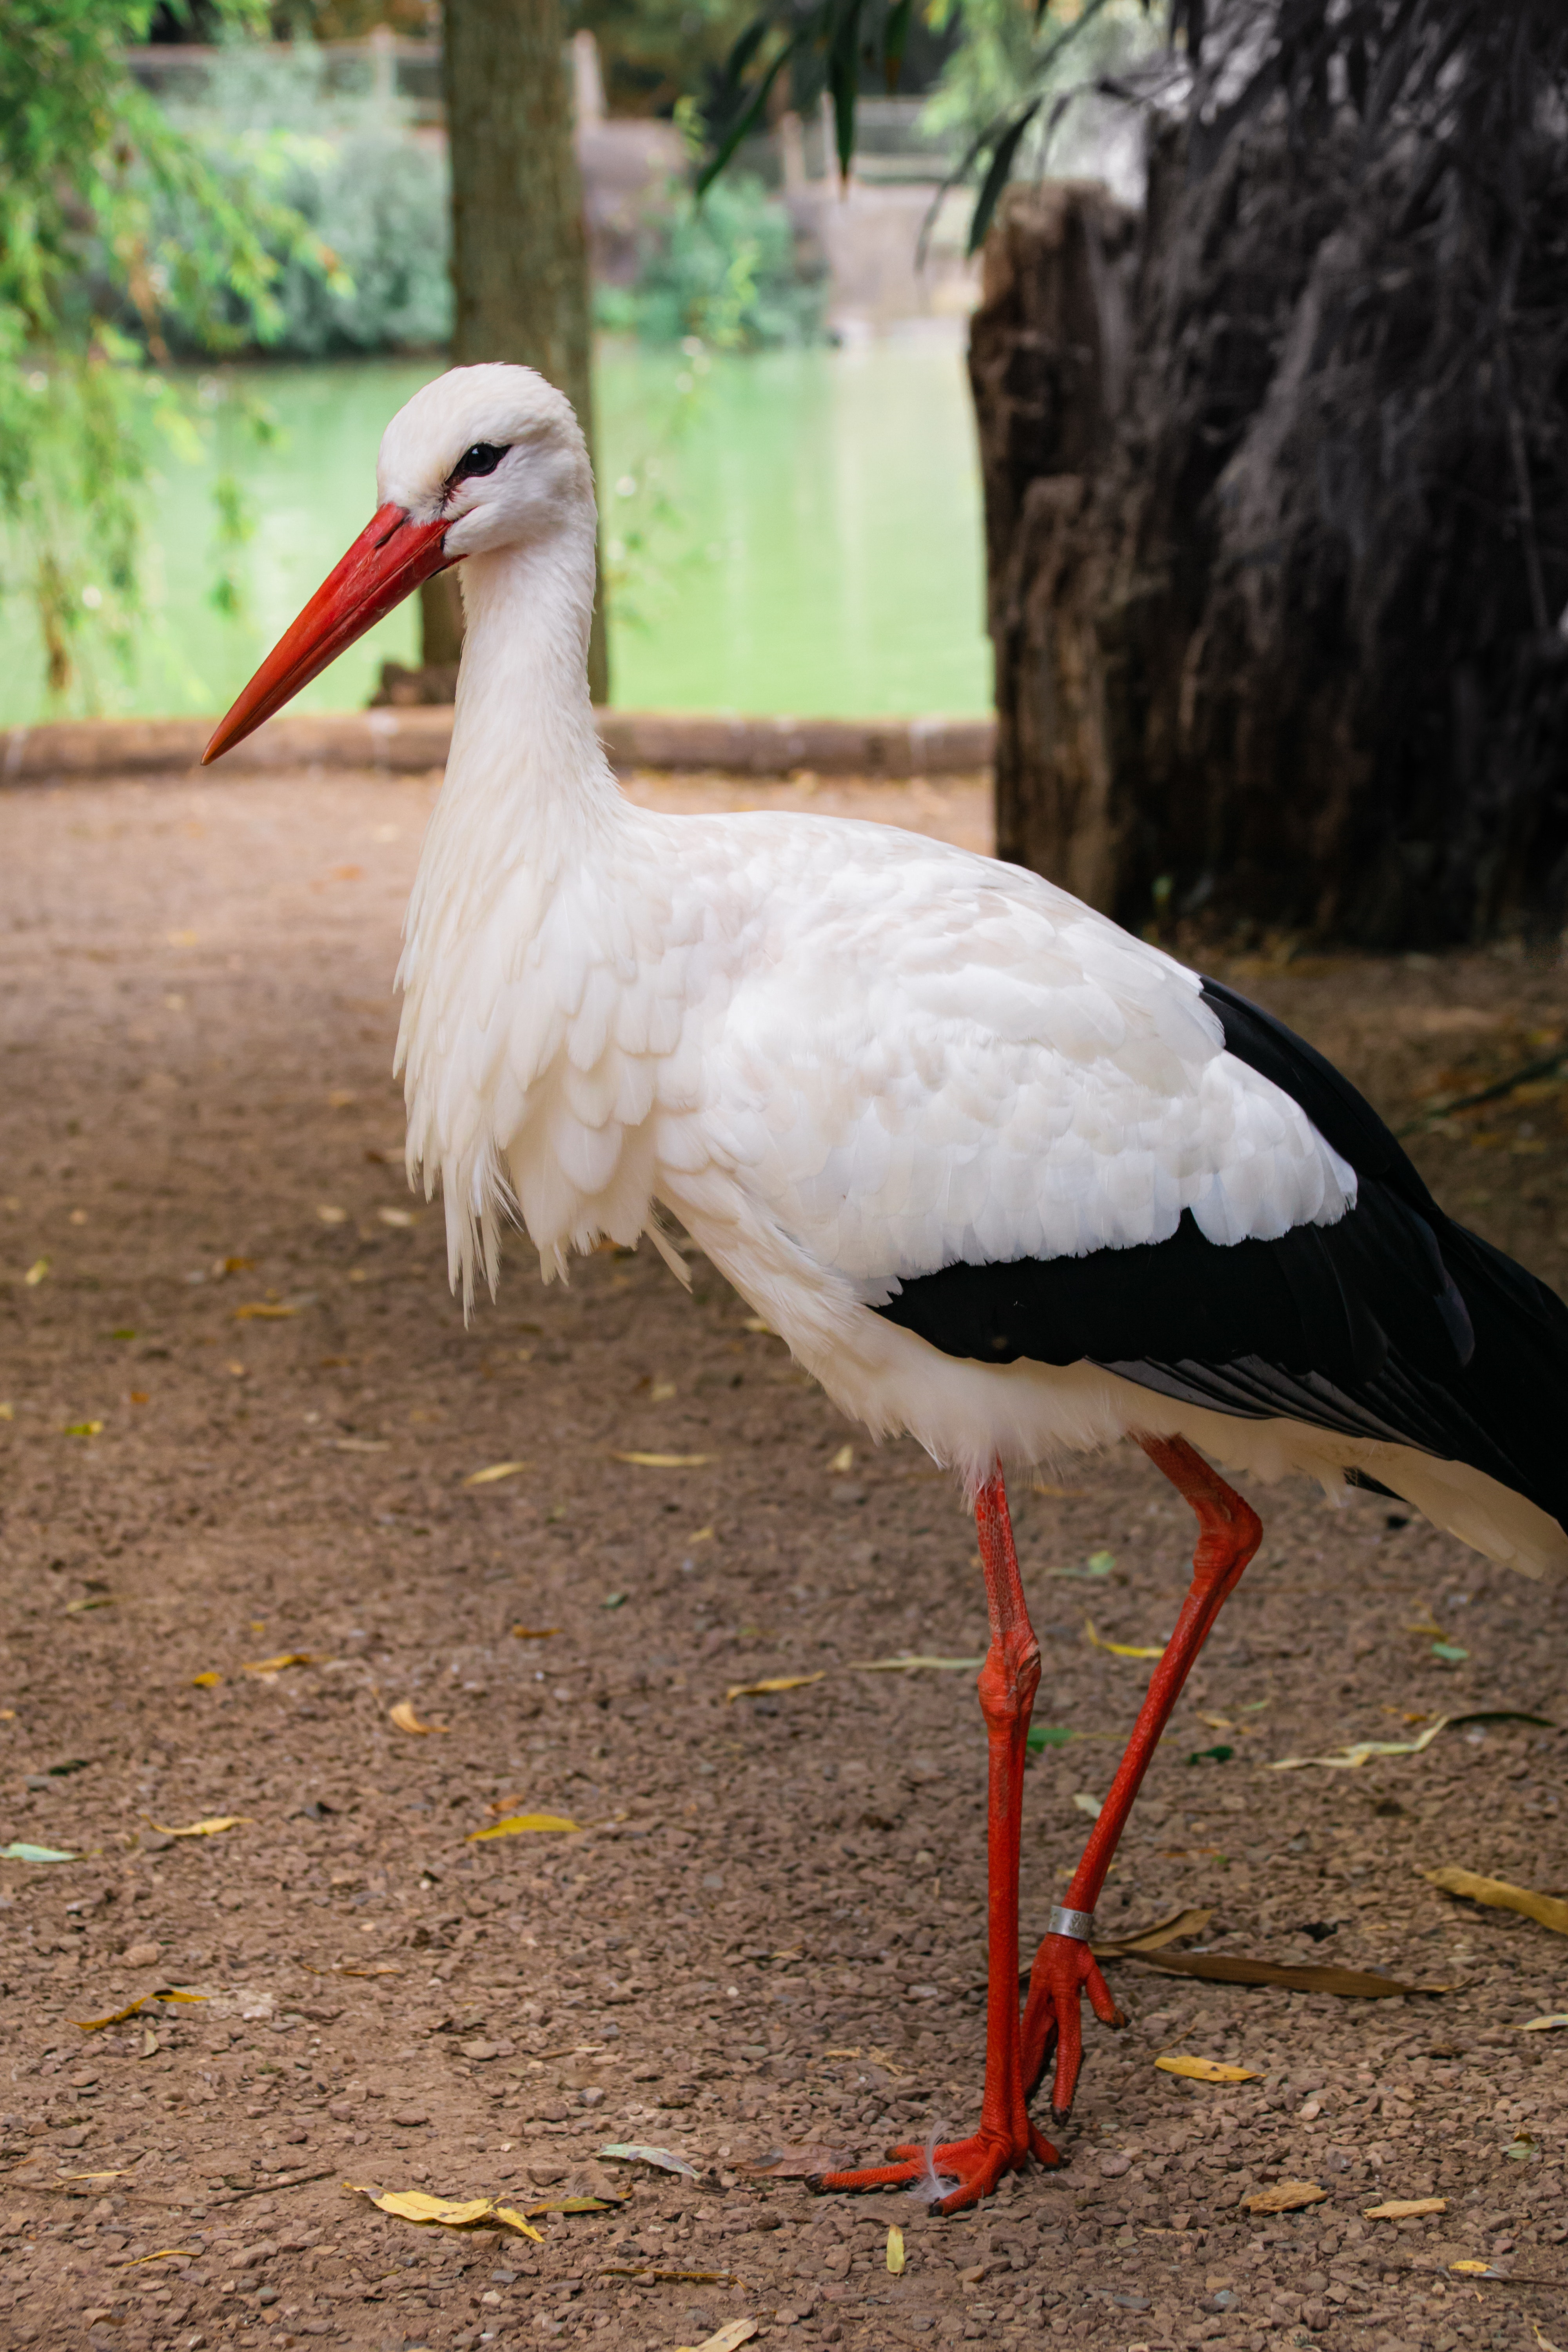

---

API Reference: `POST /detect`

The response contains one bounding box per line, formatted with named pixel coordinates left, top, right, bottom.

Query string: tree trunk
left=437, top=0, right=608, bottom=704
left=970, top=15, right=1568, bottom=949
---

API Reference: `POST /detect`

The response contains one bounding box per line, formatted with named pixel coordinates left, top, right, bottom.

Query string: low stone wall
left=0, top=707, right=994, bottom=785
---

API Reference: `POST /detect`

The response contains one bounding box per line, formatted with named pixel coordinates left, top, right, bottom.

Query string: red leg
left=1022, top=1435, right=1261, bottom=2123
left=815, top=1469, right=1061, bottom=2213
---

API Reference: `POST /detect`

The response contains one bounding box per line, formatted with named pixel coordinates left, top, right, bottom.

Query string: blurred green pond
left=2, top=333, right=989, bottom=728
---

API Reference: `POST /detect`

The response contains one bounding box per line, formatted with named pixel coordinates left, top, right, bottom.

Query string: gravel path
left=0, top=766, right=1564, bottom=2352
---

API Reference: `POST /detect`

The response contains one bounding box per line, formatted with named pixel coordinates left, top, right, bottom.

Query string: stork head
left=203, top=364, right=592, bottom=764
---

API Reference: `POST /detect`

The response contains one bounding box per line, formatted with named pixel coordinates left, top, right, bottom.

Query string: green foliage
left=697, top=0, right=1153, bottom=245
left=155, top=44, right=452, bottom=356
left=919, top=0, right=1152, bottom=165
left=0, top=1, right=322, bottom=704
left=596, top=173, right=826, bottom=349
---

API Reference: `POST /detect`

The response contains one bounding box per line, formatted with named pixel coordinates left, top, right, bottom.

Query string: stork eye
left=451, top=441, right=506, bottom=483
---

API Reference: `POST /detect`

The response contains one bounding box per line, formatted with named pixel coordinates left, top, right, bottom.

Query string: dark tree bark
left=432, top=0, right=608, bottom=703
left=971, top=1, right=1568, bottom=949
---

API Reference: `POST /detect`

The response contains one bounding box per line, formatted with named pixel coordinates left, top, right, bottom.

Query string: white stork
left=206, top=365, right=1568, bottom=2213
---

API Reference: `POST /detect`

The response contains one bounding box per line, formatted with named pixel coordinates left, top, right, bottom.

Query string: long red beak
left=203, top=503, right=455, bottom=764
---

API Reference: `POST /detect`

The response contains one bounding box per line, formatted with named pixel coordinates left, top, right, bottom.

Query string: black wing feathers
left=874, top=977, right=1568, bottom=1534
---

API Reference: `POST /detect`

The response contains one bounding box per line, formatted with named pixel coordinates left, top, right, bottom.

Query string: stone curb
left=0, top=708, right=995, bottom=785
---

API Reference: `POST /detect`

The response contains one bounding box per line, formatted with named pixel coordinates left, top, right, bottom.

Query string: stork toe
left=814, top=2120, right=1061, bottom=2216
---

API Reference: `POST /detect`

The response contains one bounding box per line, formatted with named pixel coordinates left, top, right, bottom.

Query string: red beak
left=203, top=503, right=455, bottom=764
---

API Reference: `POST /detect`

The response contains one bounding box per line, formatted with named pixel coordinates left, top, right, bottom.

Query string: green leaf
left=966, top=99, right=1041, bottom=256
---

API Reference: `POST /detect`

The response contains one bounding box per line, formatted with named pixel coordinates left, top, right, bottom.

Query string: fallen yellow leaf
left=466, top=1813, right=580, bottom=1842
left=191, top=1671, right=222, bottom=1688
left=242, top=1652, right=314, bottom=1675
left=1424, top=1865, right=1568, bottom=1938
left=24, top=1258, right=49, bottom=1287
left=725, top=1672, right=826, bottom=1703
left=389, top=1700, right=447, bottom=1736
left=1085, top=1616, right=1165, bottom=1660
left=463, top=1460, right=532, bottom=1485
left=886, top=2223, right=906, bottom=2274
left=76, top=1989, right=206, bottom=2032
left=853, top=1653, right=984, bottom=1674
left=150, top=1816, right=247, bottom=1838
left=64, top=1592, right=115, bottom=1612
left=1521, top=2013, right=1568, bottom=2031
left=828, top=1443, right=854, bottom=1474
left=316, top=1204, right=348, bottom=1225
left=1270, top=1719, right=1449, bottom=1770
left=510, top=1624, right=560, bottom=1639
left=612, top=1450, right=715, bottom=1468
left=346, top=2184, right=543, bottom=2241
left=675, top=2323, right=758, bottom=2352
left=1155, top=2054, right=1260, bottom=2083
left=377, top=1206, right=415, bottom=1227
left=1244, top=2180, right=1327, bottom=2214
left=1451, top=2260, right=1497, bottom=2276
left=232, top=1302, right=298, bottom=1320
left=1365, top=2197, right=1447, bottom=2219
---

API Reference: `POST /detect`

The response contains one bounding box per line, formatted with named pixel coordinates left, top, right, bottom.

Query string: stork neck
left=443, top=529, right=617, bottom=869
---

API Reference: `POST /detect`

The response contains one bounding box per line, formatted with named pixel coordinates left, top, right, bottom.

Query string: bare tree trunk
left=970, top=5, right=1568, bottom=949
left=434, top=0, right=608, bottom=703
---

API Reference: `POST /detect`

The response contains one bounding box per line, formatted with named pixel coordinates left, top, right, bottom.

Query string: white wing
left=659, top=816, right=1356, bottom=1290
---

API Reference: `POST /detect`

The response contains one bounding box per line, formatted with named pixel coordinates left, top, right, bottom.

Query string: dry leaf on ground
left=389, top=1701, right=447, bottom=1735
left=190, top=1671, right=222, bottom=1688
left=1127, top=1949, right=1448, bottom=1996
left=232, top=1302, right=298, bottom=1320
left=725, top=1672, right=826, bottom=1703
left=1245, top=2180, right=1327, bottom=2214
left=1072, top=1792, right=1103, bottom=1818
left=1424, top=1865, right=1568, bottom=1938
left=1521, top=2014, right=1568, bottom=2031
left=0, top=1842, right=76, bottom=1862
left=1452, top=2260, right=1502, bottom=2276
left=1270, top=1719, right=1448, bottom=1769
left=675, top=2322, right=758, bottom=2352
left=828, top=1443, right=854, bottom=1473
left=738, top=2144, right=853, bottom=2178
left=110, top=2247, right=201, bottom=2268
left=241, top=1653, right=314, bottom=1676
left=511, top=1624, right=560, bottom=1640
left=149, top=1816, right=247, bottom=1839
left=466, top=1813, right=579, bottom=1842
left=525, top=2196, right=623, bottom=2216
left=1365, top=2197, right=1447, bottom=2218
left=1084, top=1617, right=1165, bottom=1659
left=77, top=1989, right=205, bottom=2032
left=1155, top=2054, right=1259, bottom=2083
left=63, top=1592, right=114, bottom=1612
left=463, top=1461, right=532, bottom=1486
left=597, top=2141, right=699, bottom=2180
left=1093, top=1905, right=1214, bottom=1956
left=886, top=2224, right=906, bottom=2274
left=852, top=1654, right=984, bottom=1674
left=346, top=2185, right=543, bottom=2241
left=612, top=1450, right=716, bottom=1468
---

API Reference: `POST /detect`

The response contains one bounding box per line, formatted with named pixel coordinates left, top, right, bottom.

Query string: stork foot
left=814, top=2120, right=1061, bottom=2216
left=1021, top=1931, right=1127, bottom=2123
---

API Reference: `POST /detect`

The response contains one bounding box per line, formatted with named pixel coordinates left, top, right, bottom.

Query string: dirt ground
left=1, top=764, right=1565, bottom=2352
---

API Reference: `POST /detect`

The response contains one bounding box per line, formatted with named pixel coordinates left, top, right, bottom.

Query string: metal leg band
left=1047, top=1904, right=1095, bottom=1943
